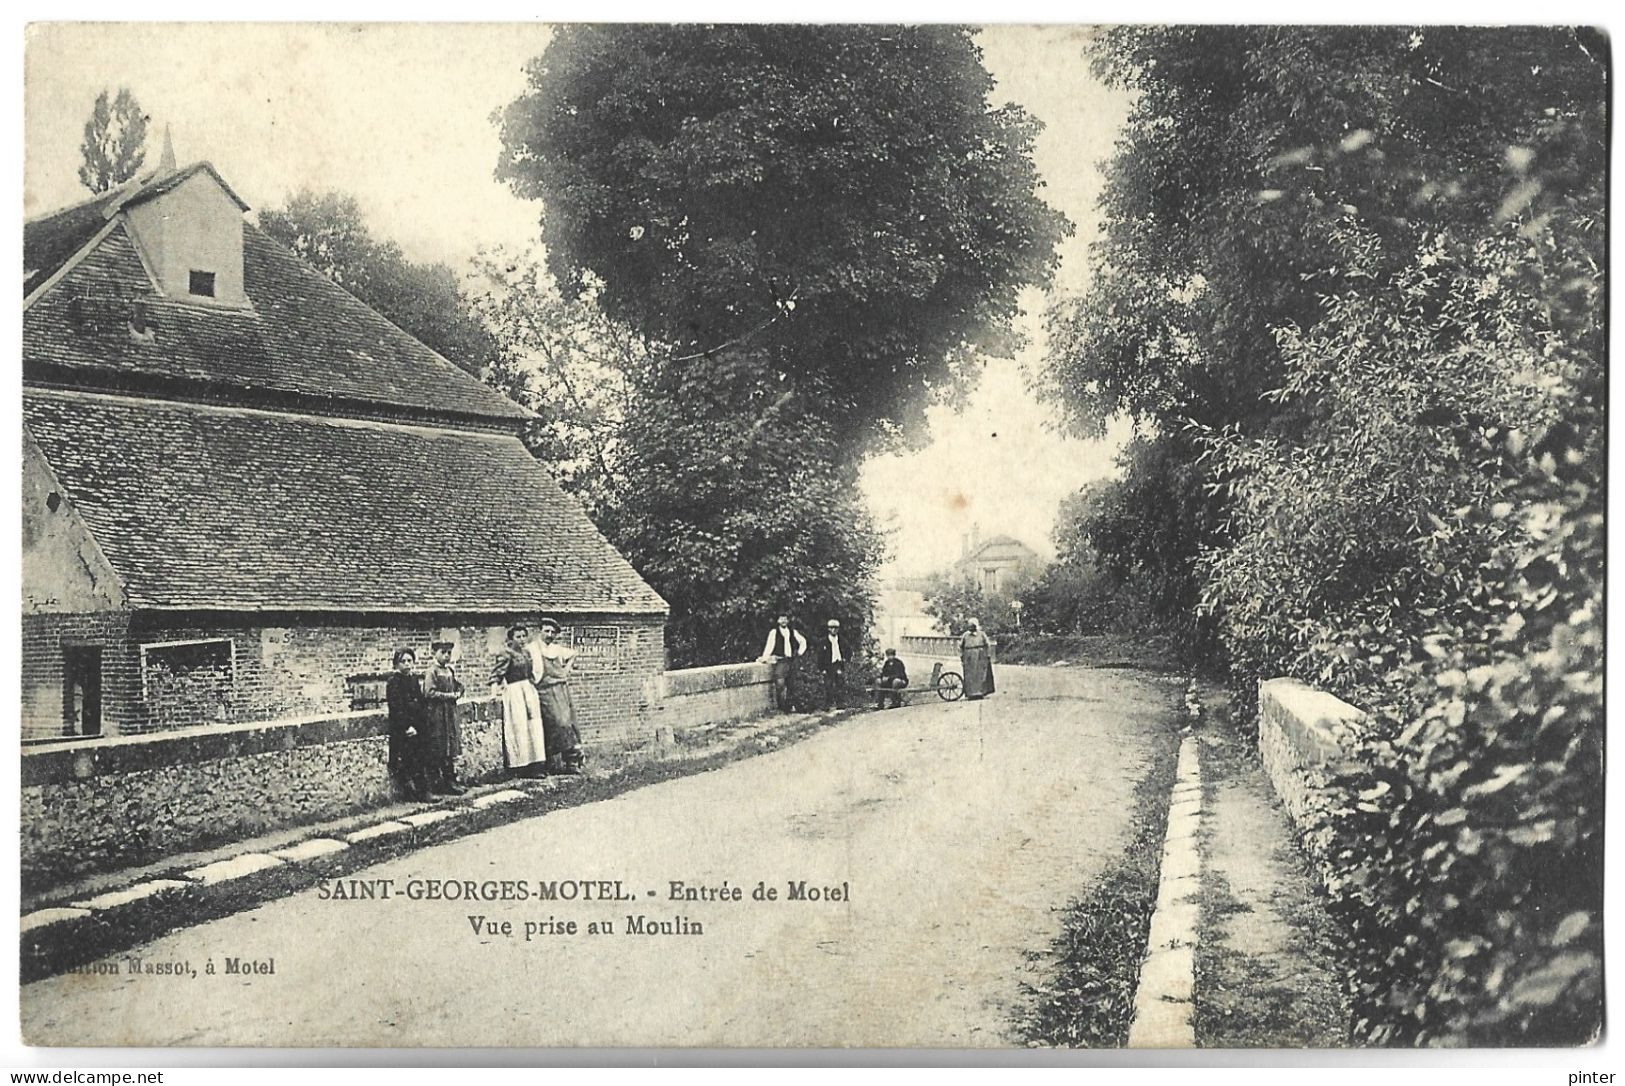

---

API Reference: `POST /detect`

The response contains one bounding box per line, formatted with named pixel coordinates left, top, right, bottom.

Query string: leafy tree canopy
left=78, top=87, right=148, bottom=193
left=1038, top=25, right=1605, bottom=1043
left=469, top=255, right=651, bottom=517
left=602, top=349, right=884, bottom=666
left=1039, top=25, right=1605, bottom=658
left=496, top=24, right=1071, bottom=453
left=1041, top=25, right=1605, bottom=439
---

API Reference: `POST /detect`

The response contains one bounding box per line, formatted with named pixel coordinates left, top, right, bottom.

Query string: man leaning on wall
left=759, top=612, right=808, bottom=712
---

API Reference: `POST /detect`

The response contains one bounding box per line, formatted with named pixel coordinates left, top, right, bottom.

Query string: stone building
left=951, top=530, right=1044, bottom=596
left=21, top=155, right=668, bottom=746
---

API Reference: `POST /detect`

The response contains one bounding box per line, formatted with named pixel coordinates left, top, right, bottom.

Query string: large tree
left=258, top=190, right=507, bottom=387
left=496, top=25, right=1070, bottom=453
left=468, top=254, right=651, bottom=516
left=78, top=87, right=148, bottom=193
left=495, top=26, right=1069, bottom=662
left=1044, top=26, right=1602, bottom=438
left=602, top=349, right=886, bottom=667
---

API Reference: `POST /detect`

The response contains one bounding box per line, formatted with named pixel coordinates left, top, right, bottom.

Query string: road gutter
left=1127, top=733, right=1202, bottom=1047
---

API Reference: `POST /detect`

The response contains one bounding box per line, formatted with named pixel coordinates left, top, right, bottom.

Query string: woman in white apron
left=490, top=622, right=547, bottom=775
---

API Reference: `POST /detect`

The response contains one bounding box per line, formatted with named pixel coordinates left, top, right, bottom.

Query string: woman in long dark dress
left=385, top=647, right=430, bottom=800
left=959, top=620, right=995, bottom=700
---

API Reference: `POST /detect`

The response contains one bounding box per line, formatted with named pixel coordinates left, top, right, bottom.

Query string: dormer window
left=118, top=164, right=250, bottom=307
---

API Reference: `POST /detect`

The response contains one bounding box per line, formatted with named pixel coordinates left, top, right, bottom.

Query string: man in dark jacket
left=816, top=618, right=849, bottom=709
left=875, top=648, right=909, bottom=710
left=386, top=647, right=431, bottom=801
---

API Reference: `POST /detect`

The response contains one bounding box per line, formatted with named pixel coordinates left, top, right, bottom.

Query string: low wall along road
left=23, top=660, right=777, bottom=889
left=1255, top=677, right=1368, bottom=878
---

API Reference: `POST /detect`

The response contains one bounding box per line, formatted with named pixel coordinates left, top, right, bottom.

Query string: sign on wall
left=568, top=625, right=623, bottom=672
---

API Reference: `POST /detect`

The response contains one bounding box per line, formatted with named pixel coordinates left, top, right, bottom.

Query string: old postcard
left=16, top=22, right=1605, bottom=1051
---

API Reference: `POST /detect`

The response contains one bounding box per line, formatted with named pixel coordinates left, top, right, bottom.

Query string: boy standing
left=816, top=618, right=848, bottom=709
left=423, top=640, right=466, bottom=795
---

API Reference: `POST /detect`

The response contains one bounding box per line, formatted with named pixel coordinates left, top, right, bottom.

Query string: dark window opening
left=346, top=672, right=393, bottom=711
left=63, top=646, right=103, bottom=738
left=188, top=270, right=216, bottom=298
left=142, top=639, right=236, bottom=729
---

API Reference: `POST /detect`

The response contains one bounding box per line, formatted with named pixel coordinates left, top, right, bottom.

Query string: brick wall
left=21, top=611, right=137, bottom=742
left=21, top=610, right=667, bottom=745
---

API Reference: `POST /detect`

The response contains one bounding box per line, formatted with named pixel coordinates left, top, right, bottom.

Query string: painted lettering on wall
left=569, top=626, right=623, bottom=672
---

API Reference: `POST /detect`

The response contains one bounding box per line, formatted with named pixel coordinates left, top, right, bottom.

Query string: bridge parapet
left=1257, top=678, right=1367, bottom=840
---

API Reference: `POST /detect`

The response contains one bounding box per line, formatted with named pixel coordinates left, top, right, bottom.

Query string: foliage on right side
left=1039, top=26, right=1605, bottom=1044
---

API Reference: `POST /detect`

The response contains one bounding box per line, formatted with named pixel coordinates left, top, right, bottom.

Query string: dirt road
left=22, top=664, right=1179, bottom=1048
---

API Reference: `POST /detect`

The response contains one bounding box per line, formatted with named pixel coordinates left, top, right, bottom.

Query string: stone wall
left=899, top=634, right=999, bottom=659
left=21, top=695, right=507, bottom=886
left=647, top=661, right=775, bottom=734
left=1256, top=677, right=1367, bottom=849
left=21, top=655, right=771, bottom=889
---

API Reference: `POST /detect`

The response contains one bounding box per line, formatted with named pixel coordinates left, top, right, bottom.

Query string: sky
left=22, top=22, right=1134, bottom=580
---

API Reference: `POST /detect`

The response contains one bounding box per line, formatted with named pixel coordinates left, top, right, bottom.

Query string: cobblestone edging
left=1127, top=734, right=1202, bottom=1047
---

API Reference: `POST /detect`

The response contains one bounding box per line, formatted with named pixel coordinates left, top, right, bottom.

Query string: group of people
left=389, top=612, right=997, bottom=797
left=383, top=618, right=585, bottom=802
left=759, top=613, right=996, bottom=713
left=759, top=613, right=855, bottom=712
left=490, top=617, right=586, bottom=778
left=384, top=641, right=468, bottom=801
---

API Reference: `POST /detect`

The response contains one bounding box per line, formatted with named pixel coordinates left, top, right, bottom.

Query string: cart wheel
left=936, top=671, right=964, bottom=702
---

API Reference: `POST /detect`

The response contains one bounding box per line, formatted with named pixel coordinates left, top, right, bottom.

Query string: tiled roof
left=23, top=390, right=667, bottom=615
left=23, top=192, right=120, bottom=297
left=965, top=535, right=1033, bottom=557
left=22, top=165, right=241, bottom=298
left=23, top=219, right=529, bottom=423
left=114, top=162, right=250, bottom=213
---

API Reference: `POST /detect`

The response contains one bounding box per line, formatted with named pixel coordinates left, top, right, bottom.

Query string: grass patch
left=1013, top=716, right=1180, bottom=1048
left=1192, top=867, right=1351, bottom=1047
left=20, top=709, right=850, bottom=984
